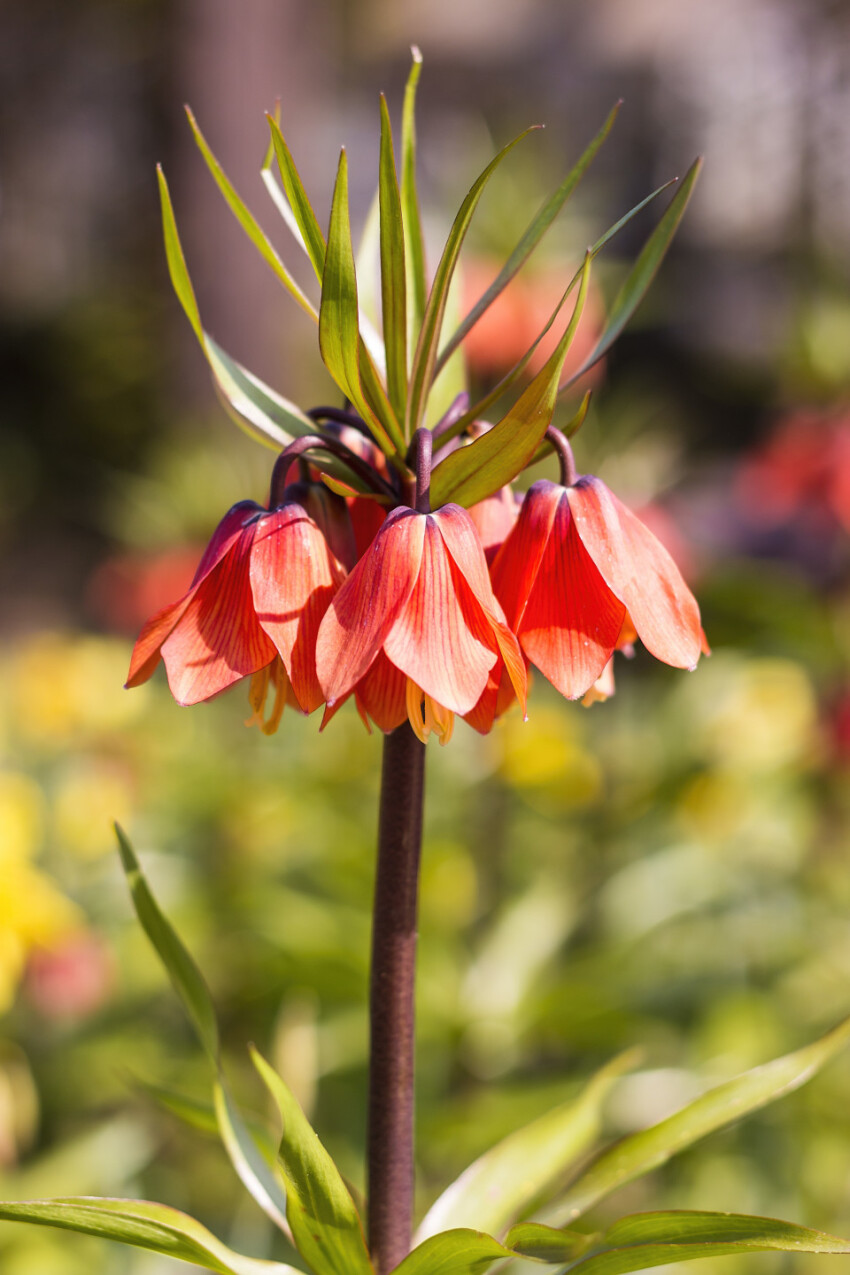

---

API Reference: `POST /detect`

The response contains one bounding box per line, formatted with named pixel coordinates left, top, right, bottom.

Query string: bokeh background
left=2, top=1, right=850, bottom=1271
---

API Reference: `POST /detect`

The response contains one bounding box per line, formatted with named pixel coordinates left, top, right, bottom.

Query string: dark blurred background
left=1, top=2, right=849, bottom=1272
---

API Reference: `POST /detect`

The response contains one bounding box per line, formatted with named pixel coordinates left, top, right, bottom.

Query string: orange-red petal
left=567, top=477, right=703, bottom=669
left=519, top=490, right=626, bottom=699
left=158, top=524, right=276, bottom=705
left=125, top=501, right=263, bottom=690
left=383, top=517, right=499, bottom=715
left=355, top=650, right=408, bottom=733
left=316, top=507, right=425, bottom=704
left=250, top=505, right=344, bottom=713
left=490, top=481, right=561, bottom=632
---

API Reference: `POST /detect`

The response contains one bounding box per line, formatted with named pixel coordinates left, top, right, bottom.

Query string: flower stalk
left=368, top=721, right=427, bottom=1275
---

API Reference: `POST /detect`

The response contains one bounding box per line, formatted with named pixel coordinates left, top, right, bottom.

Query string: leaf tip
left=410, top=43, right=423, bottom=62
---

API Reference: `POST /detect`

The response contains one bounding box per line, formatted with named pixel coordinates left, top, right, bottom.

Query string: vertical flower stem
left=368, top=721, right=427, bottom=1275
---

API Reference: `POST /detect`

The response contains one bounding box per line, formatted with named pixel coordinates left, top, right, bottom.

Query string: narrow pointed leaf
left=379, top=95, right=408, bottom=421
left=262, top=101, right=311, bottom=256
left=250, top=1048, right=372, bottom=1275
left=116, top=825, right=219, bottom=1065
left=214, top=1081, right=293, bottom=1240
left=531, top=1212, right=850, bottom=1275
left=547, top=1014, right=850, bottom=1226
left=393, top=1230, right=513, bottom=1275
left=436, top=101, right=621, bottom=375
left=436, top=179, right=674, bottom=450
left=406, top=126, right=539, bottom=436
left=401, top=46, right=427, bottom=345
left=430, top=252, right=591, bottom=508
left=268, top=116, right=327, bottom=281
left=560, top=159, right=702, bottom=392
left=506, top=1222, right=596, bottom=1264
left=0, top=1198, right=300, bottom=1275
left=417, top=1051, right=637, bottom=1242
left=319, top=150, right=404, bottom=455
left=185, top=107, right=316, bottom=321
left=529, top=391, right=592, bottom=467
left=157, top=168, right=318, bottom=454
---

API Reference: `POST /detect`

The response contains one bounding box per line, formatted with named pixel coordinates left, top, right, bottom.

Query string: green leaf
left=214, top=1081, right=293, bottom=1239
left=116, top=825, right=219, bottom=1066
left=116, top=828, right=295, bottom=1247
left=505, top=1222, right=595, bottom=1265
left=393, top=1229, right=513, bottom=1275
left=205, top=337, right=316, bottom=450
left=547, top=1013, right=850, bottom=1226
left=250, top=1049, right=372, bottom=1275
left=319, top=150, right=404, bottom=455
left=0, top=1198, right=300, bottom=1275
left=262, top=101, right=312, bottom=258
left=401, top=46, right=427, bottom=349
left=525, top=1212, right=850, bottom=1275
left=157, top=167, right=316, bottom=454
left=417, top=1051, right=637, bottom=1242
left=379, top=95, right=408, bottom=422
left=406, top=126, right=539, bottom=437
left=435, top=180, right=675, bottom=451
left=268, top=115, right=327, bottom=282
left=559, top=158, right=702, bottom=393
left=435, top=100, right=621, bottom=375
left=429, top=251, right=591, bottom=508
left=185, top=107, right=317, bottom=322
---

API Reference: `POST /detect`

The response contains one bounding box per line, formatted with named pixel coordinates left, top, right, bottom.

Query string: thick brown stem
left=368, top=722, right=426, bottom=1275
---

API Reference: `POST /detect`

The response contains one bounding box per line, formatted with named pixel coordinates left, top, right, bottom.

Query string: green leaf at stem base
left=0, top=1198, right=301, bottom=1275
left=509, top=1211, right=850, bottom=1275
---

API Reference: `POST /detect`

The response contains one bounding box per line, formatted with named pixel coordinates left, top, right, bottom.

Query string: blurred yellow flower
left=0, top=770, right=81, bottom=1013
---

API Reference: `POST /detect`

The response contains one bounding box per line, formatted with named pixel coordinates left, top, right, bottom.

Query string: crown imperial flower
left=316, top=503, right=527, bottom=744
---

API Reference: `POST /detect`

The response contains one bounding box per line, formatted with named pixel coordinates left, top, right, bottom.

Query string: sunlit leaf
left=116, top=825, right=219, bottom=1066
left=157, top=168, right=316, bottom=454
left=393, top=1229, right=512, bottom=1275
left=514, top=1212, right=850, bottom=1275
left=417, top=1051, right=637, bottom=1242
left=406, top=126, right=539, bottom=437
left=379, top=95, right=407, bottom=422
left=559, top=158, right=702, bottom=393
left=185, top=107, right=317, bottom=321
left=435, top=100, right=621, bottom=375
left=116, top=828, right=295, bottom=1246
left=268, top=115, right=327, bottom=282
left=436, top=180, right=674, bottom=448
left=0, top=1198, right=300, bottom=1275
left=319, top=150, right=404, bottom=455
left=546, top=1014, right=850, bottom=1226
left=505, top=1221, right=595, bottom=1264
left=429, top=252, right=591, bottom=508
left=262, top=100, right=311, bottom=256
left=214, top=1082, right=293, bottom=1240
left=251, top=1049, right=372, bottom=1275
left=401, top=46, right=427, bottom=349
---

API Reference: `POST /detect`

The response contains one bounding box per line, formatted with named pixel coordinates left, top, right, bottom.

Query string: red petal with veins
left=431, top=504, right=527, bottom=712
left=159, top=524, right=276, bottom=705
left=567, top=476, right=703, bottom=669
left=520, top=490, right=626, bottom=699
left=383, top=516, right=499, bottom=716
left=125, top=502, right=262, bottom=689
left=490, top=481, right=561, bottom=632
left=250, top=505, right=345, bottom=713
left=317, top=507, right=425, bottom=704
left=466, top=485, right=518, bottom=565
left=355, top=650, right=408, bottom=733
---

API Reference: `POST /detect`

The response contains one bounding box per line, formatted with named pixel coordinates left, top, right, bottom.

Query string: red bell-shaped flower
left=316, top=504, right=526, bottom=744
left=491, top=475, right=705, bottom=701
left=126, top=486, right=347, bottom=731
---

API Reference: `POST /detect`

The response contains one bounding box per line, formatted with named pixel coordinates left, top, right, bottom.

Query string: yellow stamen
left=245, top=657, right=289, bottom=735
left=405, top=678, right=454, bottom=746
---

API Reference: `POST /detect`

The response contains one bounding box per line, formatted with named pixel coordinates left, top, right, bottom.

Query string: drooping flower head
left=316, top=502, right=527, bottom=745
left=490, top=431, right=706, bottom=702
left=125, top=466, right=350, bottom=733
